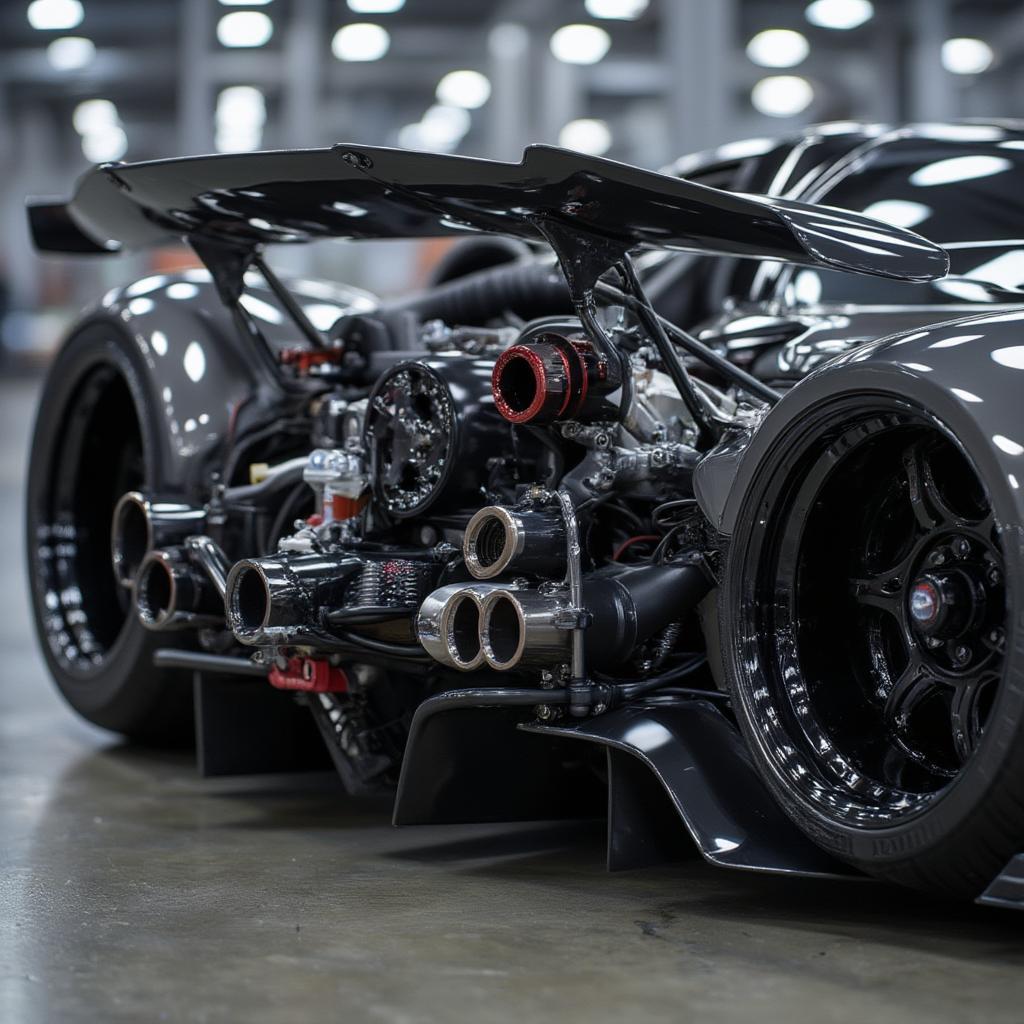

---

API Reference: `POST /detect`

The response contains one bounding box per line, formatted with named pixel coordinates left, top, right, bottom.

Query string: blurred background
left=0, top=0, right=1017, bottom=369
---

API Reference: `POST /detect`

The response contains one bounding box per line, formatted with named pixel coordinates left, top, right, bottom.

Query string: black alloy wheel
left=722, top=395, right=1024, bottom=895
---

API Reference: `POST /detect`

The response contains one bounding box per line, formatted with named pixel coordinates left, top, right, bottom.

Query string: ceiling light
left=397, top=123, right=426, bottom=150
left=332, top=23, right=390, bottom=61
left=559, top=118, right=612, bottom=156
left=436, top=70, right=491, bottom=110
left=941, top=37, right=994, bottom=75
left=27, top=0, right=83, bottom=31
left=81, top=124, right=127, bottom=163
left=550, top=24, right=611, bottom=65
left=215, top=127, right=262, bottom=153
left=347, top=0, right=405, bottom=11
left=216, top=11, right=273, bottom=48
left=583, top=0, right=648, bottom=20
left=419, top=104, right=471, bottom=146
left=46, top=35, right=94, bottom=70
left=751, top=75, right=814, bottom=117
left=746, top=29, right=809, bottom=68
left=72, top=98, right=117, bottom=134
left=805, top=0, right=873, bottom=30
left=217, top=86, right=266, bottom=125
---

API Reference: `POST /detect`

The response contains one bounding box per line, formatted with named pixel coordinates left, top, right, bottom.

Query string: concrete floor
left=3, top=373, right=1024, bottom=1024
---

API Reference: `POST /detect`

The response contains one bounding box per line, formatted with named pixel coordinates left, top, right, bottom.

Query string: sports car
left=25, top=121, right=1024, bottom=907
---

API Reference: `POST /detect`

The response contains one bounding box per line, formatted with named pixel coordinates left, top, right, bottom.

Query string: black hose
left=323, top=606, right=413, bottom=626
left=524, top=424, right=566, bottom=487
left=596, top=656, right=710, bottom=703
left=332, top=629, right=432, bottom=660
left=382, top=260, right=571, bottom=325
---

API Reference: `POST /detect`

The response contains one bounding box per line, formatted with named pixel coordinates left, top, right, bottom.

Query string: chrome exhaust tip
left=479, top=588, right=570, bottom=671
left=463, top=505, right=565, bottom=581
left=111, top=492, right=152, bottom=590
left=135, top=550, right=178, bottom=630
left=224, top=559, right=274, bottom=644
left=111, top=491, right=207, bottom=589
left=135, top=548, right=223, bottom=632
left=416, top=583, right=511, bottom=670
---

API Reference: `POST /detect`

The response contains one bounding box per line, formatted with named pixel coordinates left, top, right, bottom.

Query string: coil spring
left=347, top=559, right=430, bottom=610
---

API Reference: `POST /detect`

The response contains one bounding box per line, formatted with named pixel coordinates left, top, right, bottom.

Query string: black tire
left=25, top=319, right=193, bottom=743
left=721, top=393, right=1024, bottom=898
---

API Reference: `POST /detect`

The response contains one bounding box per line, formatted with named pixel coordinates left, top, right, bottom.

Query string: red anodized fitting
left=268, top=656, right=349, bottom=693
left=494, top=329, right=602, bottom=423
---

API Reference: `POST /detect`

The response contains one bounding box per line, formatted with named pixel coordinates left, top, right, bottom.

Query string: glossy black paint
left=71, top=269, right=375, bottom=497
left=523, top=700, right=857, bottom=877
left=30, top=144, right=947, bottom=283
left=392, top=688, right=605, bottom=826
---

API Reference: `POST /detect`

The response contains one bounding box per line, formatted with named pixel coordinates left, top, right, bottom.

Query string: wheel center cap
left=910, top=579, right=941, bottom=627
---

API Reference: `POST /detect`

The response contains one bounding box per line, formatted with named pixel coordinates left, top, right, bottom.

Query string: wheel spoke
left=850, top=573, right=903, bottom=618
left=903, top=442, right=958, bottom=532
left=950, top=675, right=994, bottom=764
left=883, top=663, right=937, bottom=734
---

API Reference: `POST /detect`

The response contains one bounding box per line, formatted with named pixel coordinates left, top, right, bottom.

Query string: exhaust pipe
left=479, top=588, right=568, bottom=670
left=225, top=553, right=362, bottom=645
left=463, top=504, right=565, bottom=580
left=474, top=564, right=711, bottom=672
left=135, top=547, right=226, bottom=631
left=416, top=583, right=511, bottom=670
left=111, top=491, right=206, bottom=589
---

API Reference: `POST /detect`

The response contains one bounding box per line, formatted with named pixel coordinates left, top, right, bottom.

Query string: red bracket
left=268, top=657, right=349, bottom=693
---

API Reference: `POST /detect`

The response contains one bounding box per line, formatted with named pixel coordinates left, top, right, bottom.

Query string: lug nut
left=988, top=566, right=1002, bottom=586
left=952, top=537, right=971, bottom=559
left=928, top=550, right=947, bottom=567
left=989, top=627, right=1005, bottom=646
left=952, top=644, right=972, bottom=667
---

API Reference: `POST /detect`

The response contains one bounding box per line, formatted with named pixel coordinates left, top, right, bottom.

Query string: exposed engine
left=114, top=298, right=728, bottom=785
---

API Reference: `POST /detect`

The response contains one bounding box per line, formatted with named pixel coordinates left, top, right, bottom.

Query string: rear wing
left=27, top=143, right=948, bottom=283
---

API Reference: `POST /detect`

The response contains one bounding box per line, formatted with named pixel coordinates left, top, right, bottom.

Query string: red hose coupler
left=492, top=333, right=607, bottom=425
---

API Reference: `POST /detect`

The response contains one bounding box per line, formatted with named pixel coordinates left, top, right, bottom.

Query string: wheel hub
left=908, top=568, right=976, bottom=640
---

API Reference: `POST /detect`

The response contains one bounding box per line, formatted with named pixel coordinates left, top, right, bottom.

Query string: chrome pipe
left=111, top=490, right=206, bottom=589
left=135, top=547, right=223, bottom=632
left=416, top=582, right=511, bottom=671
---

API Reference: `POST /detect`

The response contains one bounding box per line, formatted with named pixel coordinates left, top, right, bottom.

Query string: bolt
left=952, top=536, right=971, bottom=559
left=952, top=644, right=972, bottom=667
left=988, top=566, right=1002, bottom=586
left=535, top=705, right=553, bottom=721
left=989, top=627, right=1005, bottom=646
left=928, top=549, right=947, bottom=567
left=926, top=636, right=943, bottom=649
